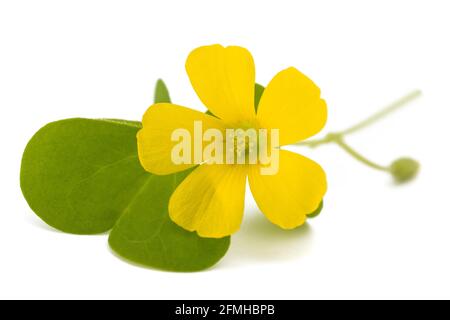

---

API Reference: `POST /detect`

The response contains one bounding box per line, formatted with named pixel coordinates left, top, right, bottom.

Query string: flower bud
left=389, top=157, right=420, bottom=182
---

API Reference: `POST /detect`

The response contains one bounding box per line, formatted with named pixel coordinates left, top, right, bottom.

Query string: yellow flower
left=137, top=44, right=327, bottom=238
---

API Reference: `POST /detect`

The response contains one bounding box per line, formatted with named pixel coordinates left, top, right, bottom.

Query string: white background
left=1, top=0, right=450, bottom=299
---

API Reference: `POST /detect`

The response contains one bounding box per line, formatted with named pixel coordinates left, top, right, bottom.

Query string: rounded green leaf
left=108, top=169, right=230, bottom=272
left=20, top=118, right=145, bottom=234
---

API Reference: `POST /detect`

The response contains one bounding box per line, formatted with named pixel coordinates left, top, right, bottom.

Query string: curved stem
left=296, top=134, right=334, bottom=147
left=295, top=90, right=421, bottom=147
left=333, top=136, right=389, bottom=171
left=341, top=90, right=421, bottom=135
left=294, top=90, right=421, bottom=173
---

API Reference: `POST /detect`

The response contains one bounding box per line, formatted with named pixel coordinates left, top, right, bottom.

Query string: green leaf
left=21, top=117, right=230, bottom=270
left=20, top=118, right=146, bottom=234
left=307, top=200, right=323, bottom=219
left=254, top=83, right=265, bottom=111
left=154, top=79, right=171, bottom=103
left=108, top=168, right=230, bottom=272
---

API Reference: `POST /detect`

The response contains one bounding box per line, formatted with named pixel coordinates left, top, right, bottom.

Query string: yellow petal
left=257, top=67, right=327, bottom=146
left=248, top=150, right=327, bottom=229
left=186, top=44, right=256, bottom=125
left=137, top=103, right=225, bottom=175
left=169, top=164, right=248, bottom=238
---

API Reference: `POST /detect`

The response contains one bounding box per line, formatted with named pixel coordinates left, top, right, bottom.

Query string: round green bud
left=389, top=157, right=420, bottom=182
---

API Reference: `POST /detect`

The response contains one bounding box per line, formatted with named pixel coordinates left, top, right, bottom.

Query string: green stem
left=341, top=90, right=421, bottom=135
left=294, top=90, right=421, bottom=172
left=333, top=136, right=389, bottom=171
left=295, top=90, right=421, bottom=147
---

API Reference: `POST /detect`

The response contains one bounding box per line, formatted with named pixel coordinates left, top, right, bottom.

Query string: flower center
left=224, top=126, right=263, bottom=165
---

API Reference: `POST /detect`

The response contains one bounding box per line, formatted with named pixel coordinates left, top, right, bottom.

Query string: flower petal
left=137, top=103, right=226, bottom=175
left=169, top=164, right=248, bottom=238
left=186, top=44, right=256, bottom=125
left=248, top=150, right=327, bottom=229
left=257, top=67, right=327, bottom=145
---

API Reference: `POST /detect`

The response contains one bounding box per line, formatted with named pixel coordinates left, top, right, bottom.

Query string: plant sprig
left=295, top=90, right=421, bottom=182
